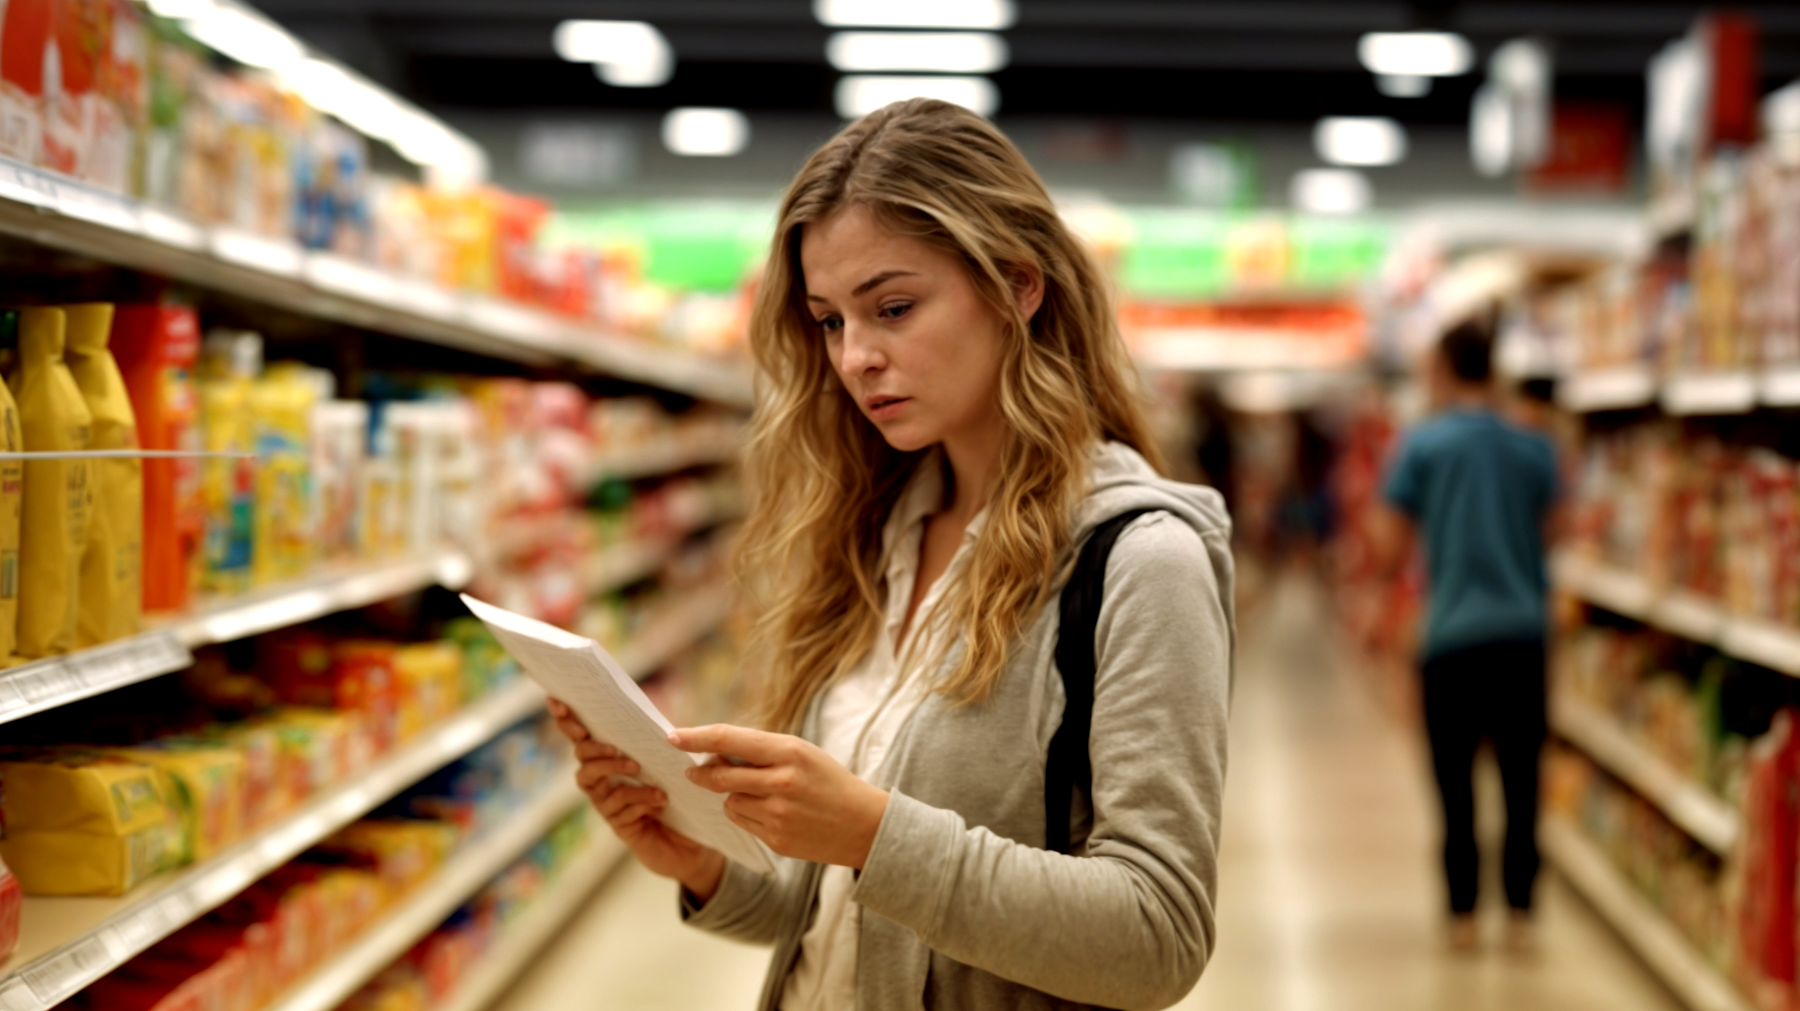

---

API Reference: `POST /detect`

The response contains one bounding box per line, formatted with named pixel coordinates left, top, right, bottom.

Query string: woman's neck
left=939, top=423, right=1003, bottom=524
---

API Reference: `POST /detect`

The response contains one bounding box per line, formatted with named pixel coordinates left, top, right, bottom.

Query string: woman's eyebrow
left=805, top=269, right=919, bottom=303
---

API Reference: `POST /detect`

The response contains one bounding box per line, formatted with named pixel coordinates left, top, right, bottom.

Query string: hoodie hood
left=1078, top=441, right=1233, bottom=545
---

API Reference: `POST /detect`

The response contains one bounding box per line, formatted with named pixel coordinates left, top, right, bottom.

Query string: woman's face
left=801, top=205, right=1026, bottom=455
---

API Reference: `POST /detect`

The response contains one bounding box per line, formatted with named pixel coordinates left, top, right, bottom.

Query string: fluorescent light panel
left=834, top=75, right=998, bottom=118
left=1291, top=168, right=1372, bottom=215
left=180, top=6, right=304, bottom=70
left=1358, top=32, right=1473, bottom=77
left=815, top=0, right=1016, bottom=30
left=827, top=32, right=1008, bottom=73
left=553, top=20, right=674, bottom=87
left=1314, top=116, right=1407, bottom=166
left=662, top=107, right=750, bottom=157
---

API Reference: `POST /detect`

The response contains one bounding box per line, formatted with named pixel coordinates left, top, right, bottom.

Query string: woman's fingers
left=553, top=713, right=592, bottom=743
left=575, top=757, right=640, bottom=790
left=598, top=784, right=665, bottom=820
left=687, top=762, right=779, bottom=796
left=666, top=724, right=789, bottom=765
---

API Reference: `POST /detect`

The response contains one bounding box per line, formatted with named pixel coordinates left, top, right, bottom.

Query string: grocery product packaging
left=0, top=0, right=50, bottom=164
left=393, top=641, right=463, bottom=740
left=10, top=306, right=93, bottom=658
left=64, top=302, right=143, bottom=646
left=251, top=363, right=323, bottom=584
left=0, top=750, right=176, bottom=895
left=325, top=640, right=400, bottom=753
left=311, top=399, right=367, bottom=561
left=107, top=742, right=246, bottom=865
left=197, top=330, right=260, bottom=595
left=0, top=855, right=19, bottom=964
left=0, top=316, right=21, bottom=664
left=114, top=304, right=203, bottom=613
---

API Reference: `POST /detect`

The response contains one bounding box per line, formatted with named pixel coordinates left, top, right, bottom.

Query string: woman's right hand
left=548, top=698, right=727, bottom=901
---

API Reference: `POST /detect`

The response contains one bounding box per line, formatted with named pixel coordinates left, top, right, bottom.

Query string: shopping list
left=460, top=594, right=776, bottom=874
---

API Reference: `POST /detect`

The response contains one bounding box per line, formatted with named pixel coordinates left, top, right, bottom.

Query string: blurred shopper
left=550, top=99, right=1235, bottom=1010
left=1382, top=320, right=1558, bottom=950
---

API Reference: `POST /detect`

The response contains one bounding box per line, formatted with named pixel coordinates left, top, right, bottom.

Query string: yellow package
left=108, top=742, right=246, bottom=865
left=251, top=364, right=322, bottom=585
left=196, top=720, right=282, bottom=829
left=393, top=641, right=463, bottom=741
left=198, top=331, right=260, bottom=595
left=324, top=819, right=458, bottom=897
left=0, top=315, right=22, bottom=664
left=64, top=303, right=143, bottom=647
left=9, top=308, right=93, bottom=658
left=0, top=751, right=177, bottom=895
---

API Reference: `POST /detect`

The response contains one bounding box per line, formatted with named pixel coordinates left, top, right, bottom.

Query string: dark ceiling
left=257, top=0, right=1800, bottom=123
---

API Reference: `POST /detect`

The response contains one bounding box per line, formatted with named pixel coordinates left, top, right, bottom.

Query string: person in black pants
left=1382, top=320, right=1558, bottom=950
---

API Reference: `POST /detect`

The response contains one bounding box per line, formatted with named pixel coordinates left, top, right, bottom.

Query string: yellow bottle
left=251, top=363, right=322, bottom=585
left=64, top=304, right=143, bottom=647
left=9, top=308, right=92, bottom=658
left=0, top=314, right=22, bottom=664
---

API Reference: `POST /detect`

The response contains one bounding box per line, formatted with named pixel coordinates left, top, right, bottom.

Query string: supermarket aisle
left=494, top=572, right=1679, bottom=1011
left=1180, top=572, right=1676, bottom=1011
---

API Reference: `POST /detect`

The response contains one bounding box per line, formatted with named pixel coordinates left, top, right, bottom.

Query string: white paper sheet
left=460, top=594, right=775, bottom=873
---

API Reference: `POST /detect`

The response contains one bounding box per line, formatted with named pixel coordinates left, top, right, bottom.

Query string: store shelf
left=0, top=679, right=549, bottom=1011
left=1558, top=364, right=1658, bottom=412
left=0, top=551, right=474, bottom=728
left=1551, top=697, right=1739, bottom=855
left=617, top=581, right=735, bottom=677
left=0, top=157, right=752, bottom=409
left=1554, top=553, right=1800, bottom=677
left=437, top=829, right=628, bottom=1011
left=584, top=430, right=745, bottom=485
left=1662, top=371, right=1758, bottom=416
left=1648, top=187, right=1698, bottom=241
left=1542, top=816, right=1752, bottom=1011
left=261, top=775, right=588, bottom=1011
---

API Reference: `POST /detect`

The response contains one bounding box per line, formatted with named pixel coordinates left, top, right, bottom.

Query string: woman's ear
left=1005, top=262, right=1046, bottom=321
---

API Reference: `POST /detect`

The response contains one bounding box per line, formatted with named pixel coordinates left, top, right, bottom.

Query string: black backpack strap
left=1046, top=508, right=1157, bottom=855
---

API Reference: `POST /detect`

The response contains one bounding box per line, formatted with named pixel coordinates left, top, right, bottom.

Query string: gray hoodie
left=685, top=442, right=1235, bottom=1011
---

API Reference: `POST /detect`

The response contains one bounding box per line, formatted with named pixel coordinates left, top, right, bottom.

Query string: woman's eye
left=816, top=316, right=843, bottom=333
left=878, top=302, right=913, bottom=321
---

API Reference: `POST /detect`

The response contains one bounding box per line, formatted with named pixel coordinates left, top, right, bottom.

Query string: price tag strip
left=0, top=632, right=191, bottom=725
left=0, top=680, right=550, bottom=1011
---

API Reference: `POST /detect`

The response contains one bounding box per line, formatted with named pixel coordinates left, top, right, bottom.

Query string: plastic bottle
left=9, top=307, right=92, bottom=657
left=0, top=315, right=23, bottom=663
left=197, top=331, right=260, bottom=596
left=113, top=305, right=202, bottom=614
left=63, top=303, right=142, bottom=647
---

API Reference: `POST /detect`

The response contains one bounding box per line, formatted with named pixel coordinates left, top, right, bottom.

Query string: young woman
left=549, top=99, right=1235, bottom=1011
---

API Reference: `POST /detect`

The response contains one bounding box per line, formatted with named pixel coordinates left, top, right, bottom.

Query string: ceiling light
left=827, top=32, right=1008, bottom=73
left=554, top=20, right=673, bottom=87
left=1471, top=83, right=1513, bottom=176
left=834, top=75, right=998, bottom=119
left=180, top=6, right=304, bottom=71
left=815, top=0, right=1016, bottom=30
left=1314, top=116, right=1406, bottom=166
left=1376, top=73, right=1431, bottom=98
left=1291, top=168, right=1372, bottom=215
left=1358, top=32, right=1473, bottom=77
left=662, top=107, right=750, bottom=157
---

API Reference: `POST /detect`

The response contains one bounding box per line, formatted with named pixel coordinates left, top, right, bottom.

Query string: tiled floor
left=492, top=573, right=1679, bottom=1011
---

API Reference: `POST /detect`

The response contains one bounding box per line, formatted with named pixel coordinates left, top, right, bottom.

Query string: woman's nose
left=838, top=322, right=885, bottom=375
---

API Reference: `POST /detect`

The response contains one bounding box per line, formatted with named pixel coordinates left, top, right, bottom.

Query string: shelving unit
left=1552, top=552, right=1800, bottom=677
left=584, top=431, right=746, bottom=485
left=0, top=551, right=474, bottom=727
left=1542, top=817, right=1751, bottom=1011
left=0, top=573, right=732, bottom=1011
left=260, top=775, right=589, bottom=1011
left=0, top=156, right=753, bottom=409
left=436, top=830, right=627, bottom=1011
left=1550, top=697, right=1739, bottom=855
left=1559, top=363, right=1800, bottom=416
left=0, top=680, right=547, bottom=1011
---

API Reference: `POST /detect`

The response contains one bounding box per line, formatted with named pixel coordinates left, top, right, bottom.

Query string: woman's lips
left=866, top=396, right=910, bottom=421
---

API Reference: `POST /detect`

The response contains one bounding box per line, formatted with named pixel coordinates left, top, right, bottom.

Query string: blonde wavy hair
left=738, top=99, right=1164, bottom=732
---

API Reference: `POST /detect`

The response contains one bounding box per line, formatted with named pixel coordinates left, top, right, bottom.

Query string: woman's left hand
left=669, top=725, right=889, bottom=869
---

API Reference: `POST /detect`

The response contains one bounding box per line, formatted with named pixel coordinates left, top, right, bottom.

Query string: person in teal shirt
left=1383, top=319, right=1558, bottom=950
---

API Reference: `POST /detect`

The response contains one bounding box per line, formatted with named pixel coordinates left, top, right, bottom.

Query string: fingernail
left=685, top=767, right=698, bottom=780
left=666, top=731, right=681, bottom=745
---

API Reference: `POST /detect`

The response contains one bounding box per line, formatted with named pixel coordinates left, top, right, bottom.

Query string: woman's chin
left=874, top=422, right=936, bottom=454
